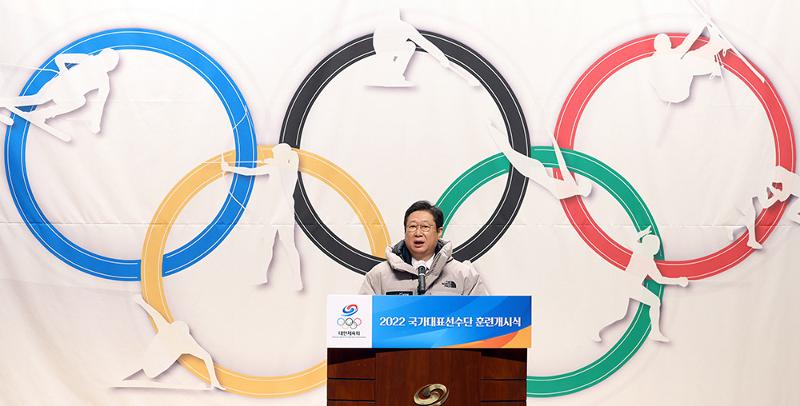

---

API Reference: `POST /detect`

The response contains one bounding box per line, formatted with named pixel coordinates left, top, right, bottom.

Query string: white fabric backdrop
left=1, top=0, right=798, bottom=404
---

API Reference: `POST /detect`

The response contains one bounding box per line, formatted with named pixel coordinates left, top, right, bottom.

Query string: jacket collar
left=385, top=240, right=453, bottom=281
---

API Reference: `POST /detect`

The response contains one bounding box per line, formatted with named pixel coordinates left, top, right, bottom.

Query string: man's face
left=404, top=210, right=442, bottom=261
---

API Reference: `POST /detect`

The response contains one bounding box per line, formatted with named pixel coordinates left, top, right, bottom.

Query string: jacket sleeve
left=462, top=260, right=489, bottom=296
left=358, top=276, right=376, bottom=295
left=358, top=266, right=382, bottom=295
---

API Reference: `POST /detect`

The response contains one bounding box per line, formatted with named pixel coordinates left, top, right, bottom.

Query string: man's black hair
left=403, top=200, right=444, bottom=229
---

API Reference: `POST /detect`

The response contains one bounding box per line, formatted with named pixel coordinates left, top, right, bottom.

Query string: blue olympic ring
left=4, top=28, right=257, bottom=281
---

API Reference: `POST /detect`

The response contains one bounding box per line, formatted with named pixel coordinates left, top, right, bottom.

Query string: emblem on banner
left=337, top=304, right=363, bottom=331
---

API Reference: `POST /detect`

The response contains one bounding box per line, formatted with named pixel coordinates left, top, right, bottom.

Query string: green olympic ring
left=437, top=147, right=663, bottom=397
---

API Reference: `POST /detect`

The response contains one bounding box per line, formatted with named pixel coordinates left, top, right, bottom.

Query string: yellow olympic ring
left=140, top=145, right=389, bottom=397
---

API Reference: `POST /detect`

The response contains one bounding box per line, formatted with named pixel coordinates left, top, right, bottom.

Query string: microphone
left=417, top=265, right=427, bottom=295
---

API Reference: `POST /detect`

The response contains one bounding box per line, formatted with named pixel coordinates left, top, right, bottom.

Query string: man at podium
left=359, top=200, right=488, bottom=296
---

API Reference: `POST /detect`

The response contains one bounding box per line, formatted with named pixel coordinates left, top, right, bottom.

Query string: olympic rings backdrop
left=1, top=1, right=799, bottom=405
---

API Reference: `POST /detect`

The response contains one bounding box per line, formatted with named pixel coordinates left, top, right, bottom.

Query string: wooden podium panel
left=327, top=348, right=526, bottom=405
left=376, top=349, right=480, bottom=405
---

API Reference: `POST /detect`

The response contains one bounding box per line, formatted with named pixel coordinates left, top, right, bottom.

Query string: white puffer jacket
left=359, top=240, right=488, bottom=296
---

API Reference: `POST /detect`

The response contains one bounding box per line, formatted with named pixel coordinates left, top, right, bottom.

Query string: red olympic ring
left=554, top=34, right=795, bottom=279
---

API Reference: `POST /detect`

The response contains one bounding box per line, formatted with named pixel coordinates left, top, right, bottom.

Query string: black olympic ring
left=281, top=32, right=530, bottom=274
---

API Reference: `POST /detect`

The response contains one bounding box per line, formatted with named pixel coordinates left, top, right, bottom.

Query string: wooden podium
left=326, top=295, right=531, bottom=405
left=327, top=347, right=527, bottom=405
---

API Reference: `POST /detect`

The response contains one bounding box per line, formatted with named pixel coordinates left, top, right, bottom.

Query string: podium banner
left=327, top=295, right=531, bottom=349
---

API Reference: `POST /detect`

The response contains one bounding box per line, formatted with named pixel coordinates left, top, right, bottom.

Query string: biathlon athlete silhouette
left=221, top=143, right=304, bottom=290
left=0, top=48, right=119, bottom=142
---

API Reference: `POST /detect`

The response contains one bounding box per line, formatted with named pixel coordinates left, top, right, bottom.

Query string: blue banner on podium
left=327, top=295, right=531, bottom=349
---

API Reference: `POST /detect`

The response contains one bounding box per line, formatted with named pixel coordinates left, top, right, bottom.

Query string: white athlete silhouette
left=725, top=166, right=800, bottom=250
left=0, top=48, right=119, bottom=142
left=649, top=0, right=766, bottom=104
left=727, top=187, right=771, bottom=250
left=766, top=166, right=800, bottom=223
left=648, top=22, right=731, bottom=104
left=592, top=226, right=688, bottom=343
left=487, top=122, right=591, bottom=199
left=367, top=10, right=479, bottom=87
left=117, top=295, right=223, bottom=390
left=221, top=143, right=303, bottom=290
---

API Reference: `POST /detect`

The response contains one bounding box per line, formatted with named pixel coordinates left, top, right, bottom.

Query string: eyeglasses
left=406, top=223, right=437, bottom=234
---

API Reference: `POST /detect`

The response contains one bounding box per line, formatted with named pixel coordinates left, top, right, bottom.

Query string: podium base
left=327, top=348, right=527, bottom=406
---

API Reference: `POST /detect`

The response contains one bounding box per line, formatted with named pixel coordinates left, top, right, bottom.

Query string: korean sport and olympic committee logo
left=337, top=304, right=362, bottom=330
